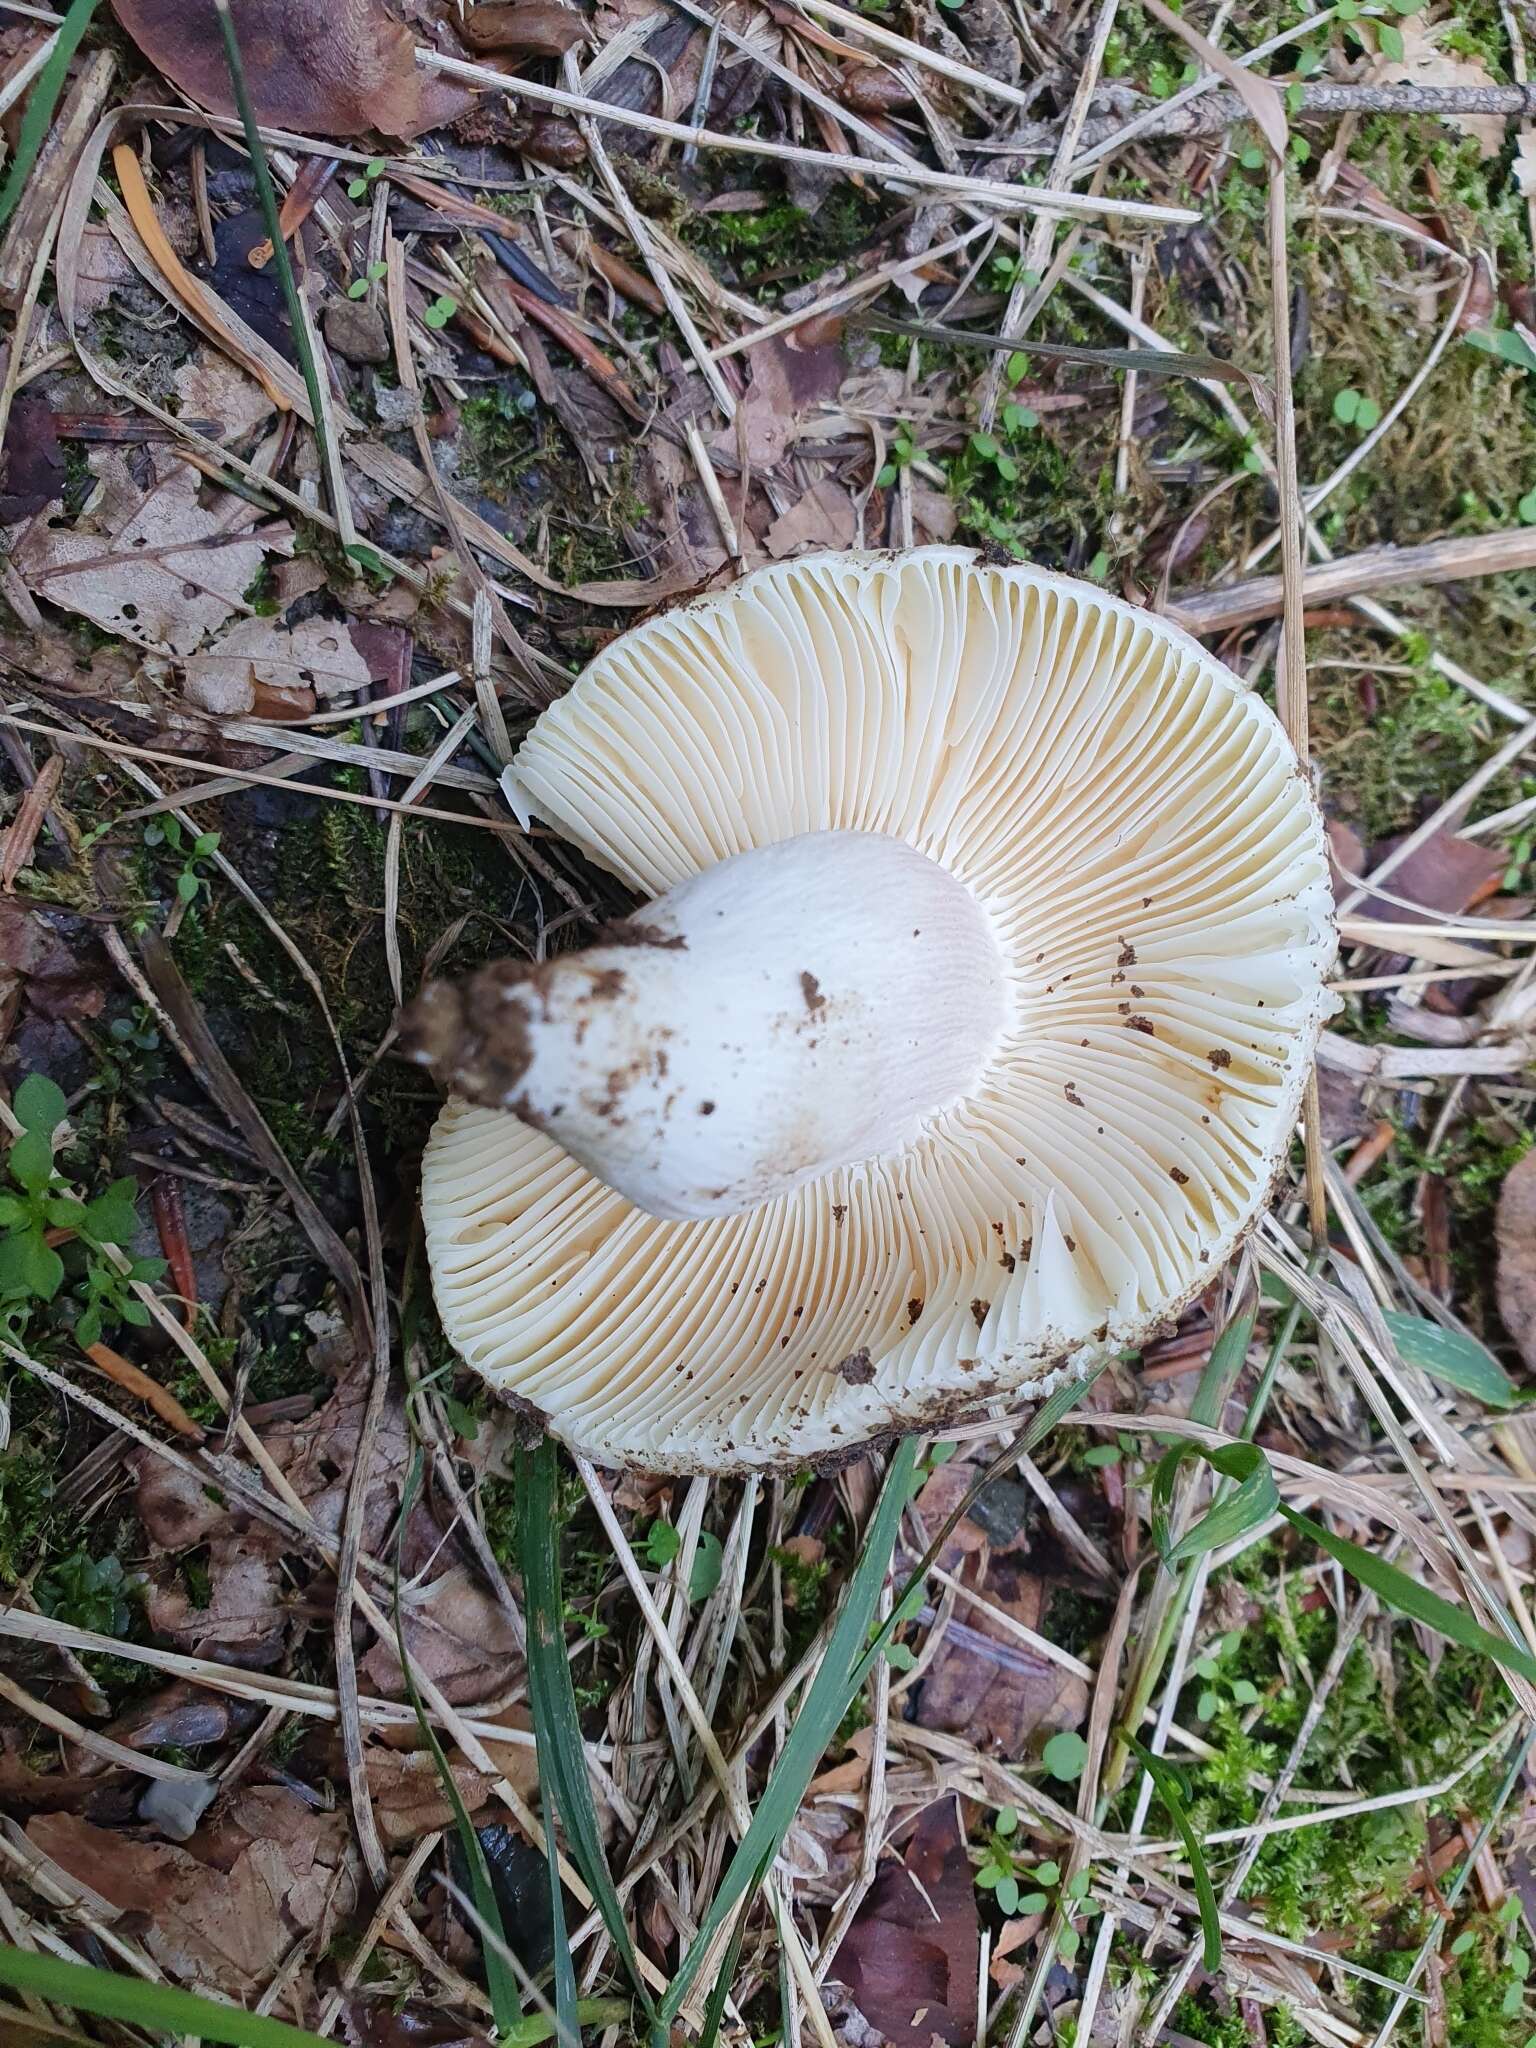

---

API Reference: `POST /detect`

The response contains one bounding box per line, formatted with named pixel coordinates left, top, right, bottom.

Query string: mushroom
left=403, top=548, right=1336, bottom=1474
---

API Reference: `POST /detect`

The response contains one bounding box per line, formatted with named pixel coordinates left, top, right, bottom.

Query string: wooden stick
left=973, top=80, right=1536, bottom=157
left=414, top=47, right=1198, bottom=225
left=1163, top=527, right=1536, bottom=635
left=1266, top=150, right=1328, bottom=1290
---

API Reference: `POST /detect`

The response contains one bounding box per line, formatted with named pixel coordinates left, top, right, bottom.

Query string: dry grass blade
left=415, top=48, right=1198, bottom=224
left=852, top=314, right=1271, bottom=398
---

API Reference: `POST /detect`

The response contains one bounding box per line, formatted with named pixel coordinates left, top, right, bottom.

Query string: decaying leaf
left=717, top=335, right=845, bottom=471
left=461, top=1, right=587, bottom=58
left=1378, top=19, right=1506, bottom=158
left=342, top=1999, right=491, bottom=2047
left=28, top=1792, right=358, bottom=1999
left=764, top=479, right=857, bottom=559
left=12, top=451, right=282, bottom=655
left=1346, top=826, right=1507, bottom=927
left=833, top=1799, right=979, bottom=2048
left=366, top=1746, right=492, bottom=1846
left=143, top=1547, right=290, bottom=1666
left=1496, top=1150, right=1536, bottom=1373
left=0, top=901, right=108, bottom=1025
left=183, top=615, right=375, bottom=716
left=111, top=0, right=476, bottom=140
left=362, top=1564, right=524, bottom=1705
left=0, top=391, right=64, bottom=523
left=915, top=1554, right=1089, bottom=1756
left=264, top=1350, right=411, bottom=1554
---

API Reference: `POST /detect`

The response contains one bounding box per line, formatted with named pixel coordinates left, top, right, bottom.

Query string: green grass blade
left=1162, top=1456, right=1278, bottom=1568
left=1151, top=1438, right=1278, bottom=1567
left=504, top=2003, right=629, bottom=2047
left=0, top=1945, right=330, bottom=2047
left=854, top=1360, right=1116, bottom=1696
left=696, top=1897, right=753, bottom=2048
left=1190, top=1307, right=1256, bottom=1429
left=658, top=1434, right=922, bottom=2029
left=1279, top=1505, right=1536, bottom=1687
left=516, top=1441, right=654, bottom=2012
left=395, top=1448, right=522, bottom=2033
left=849, top=315, right=1267, bottom=394
left=1382, top=1312, right=1520, bottom=1408
left=0, top=0, right=100, bottom=236
left=1127, top=1740, right=1221, bottom=1973
left=211, top=0, right=333, bottom=471
left=1023, top=1355, right=1115, bottom=1453
left=540, top=1783, right=580, bottom=2047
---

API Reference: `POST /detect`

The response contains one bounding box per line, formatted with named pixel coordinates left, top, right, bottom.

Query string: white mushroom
left=404, top=547, right=1337, bottom=1474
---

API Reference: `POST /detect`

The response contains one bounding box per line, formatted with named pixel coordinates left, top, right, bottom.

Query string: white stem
left=404, top=831, right=1010, bottom=1219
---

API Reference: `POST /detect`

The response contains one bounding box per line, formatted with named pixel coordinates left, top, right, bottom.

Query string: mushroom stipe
left=402, top=547, right=1337, bottom=1475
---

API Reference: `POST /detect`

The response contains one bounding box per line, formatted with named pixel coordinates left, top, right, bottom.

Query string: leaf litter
left=3, top=0, right=1536, bottom=2042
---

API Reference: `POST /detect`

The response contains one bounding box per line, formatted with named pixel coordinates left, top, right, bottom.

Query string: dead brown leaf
left=29, top=1791, right=358, bottom=1999
left=0, top=391, right=63, bottom=523
left=264, top=1351, right=411, bottom=1556
left=915, top=1555, right=1088, bottom=1756
left=143, top=1546, right=290, bottom=1667
left=1379, top=20, right=1505, bottom=157
left=462, top=1, right=586, bottom=57
left=183, top=615, right=375, bottom=716
left=0, top=901, right=108, bottom=1025
left=765, top=479, right=857, bottom=558
left=719, top=336, right=846, bottom=470
left=366, top=1746, right=492, bottom=1846
left=112, top=0, right=475, bottom=139
left=342, top=1996, right=491, bottom=2047
left=833, top=1800, right=979, bottom=2048
left=1497, top=1150, right=1536, bottom=1372
left=1338, top=824, right=1506, bottom=928
left=13, top=451, right=281, bottom=655
left=362, top=1564, right=523, bottom=1705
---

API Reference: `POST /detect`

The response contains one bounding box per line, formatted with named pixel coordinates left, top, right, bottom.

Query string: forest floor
left=5, top=0, right=1536, bottom=2044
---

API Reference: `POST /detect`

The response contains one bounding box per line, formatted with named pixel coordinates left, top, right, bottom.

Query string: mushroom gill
left=404, top=548, right=1337, bottom=1474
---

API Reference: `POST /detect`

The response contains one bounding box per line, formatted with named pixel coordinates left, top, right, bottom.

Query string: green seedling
left=346, top=155, right=386, bottom=202
left=0, top=1073, right=164, bottom=1349
left=969, top=430, right=1022, bottom=486
left=423, top=293, right=458, bottom=330
left=876, top=423, right=923, bottom=489
left=641, top=1517, right=725, bottom=1603
left=989, top=256, right=1043, bottom=294
left=1190, top=1629, right=1263, bottom=1722
left=35, top=1548, right=135, bottom=1636
left=346, top=259, right=389, bottom=300
left=144, top=816, right=221, bottom=908
left=1333, top=387, right=1383, bottom=433
left=974, top=1813, right=1101, bottom=1953
left=1042, top=1730, right=1089, bottom=1781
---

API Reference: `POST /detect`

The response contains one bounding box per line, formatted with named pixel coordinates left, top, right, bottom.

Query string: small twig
left=415, top=46, right=1198, bottom=226
left=1165, top=526, right=1536, bottom=634
left=1264, top=153, right=1328, bottom=1246
left=977, top=79, right=1536, bottom=156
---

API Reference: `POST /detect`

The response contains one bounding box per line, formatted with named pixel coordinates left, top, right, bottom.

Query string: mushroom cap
left=421, top=548, right=1336, bottom=1473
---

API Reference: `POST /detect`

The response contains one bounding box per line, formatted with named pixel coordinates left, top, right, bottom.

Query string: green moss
left=0, top=1445, right=57, bottom=1585
left=1130, top=1546, right=1515, bottom=1964
left=459, top=380, right=546, bottom=503
left=1167, top=1989, right=1310, bottom=2048
left=1314, top=664, right=1499, bottom=841
left=682, top=189, right=883, bottom=296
